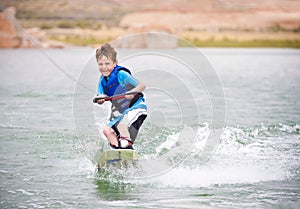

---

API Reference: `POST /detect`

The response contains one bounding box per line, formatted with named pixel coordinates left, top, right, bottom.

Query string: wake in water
left=145, top=123, right=300, bottom=187
left=90, top=122, right=300, bottom=188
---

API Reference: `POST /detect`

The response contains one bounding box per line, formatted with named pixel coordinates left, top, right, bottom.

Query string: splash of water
left=91, top=123, right=300, bottom=188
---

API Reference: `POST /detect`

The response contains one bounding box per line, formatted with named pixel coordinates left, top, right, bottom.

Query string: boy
left=94, top=43, right=147, bottom=149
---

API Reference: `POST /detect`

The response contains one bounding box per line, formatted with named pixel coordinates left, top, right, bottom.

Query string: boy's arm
left=118, top=70, right=146, bottom=99
left=125, top=82, right=146, bottom=99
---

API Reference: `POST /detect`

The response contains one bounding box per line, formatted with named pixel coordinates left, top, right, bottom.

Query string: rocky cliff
left=0, top=7, right=30, bottom=48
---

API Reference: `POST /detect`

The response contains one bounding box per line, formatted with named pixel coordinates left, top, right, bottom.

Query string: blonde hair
left=95, top=43, right=117, bottom=62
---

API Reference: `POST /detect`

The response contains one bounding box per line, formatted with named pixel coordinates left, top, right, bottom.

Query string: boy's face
left=97, top=55, right=117, bottom=77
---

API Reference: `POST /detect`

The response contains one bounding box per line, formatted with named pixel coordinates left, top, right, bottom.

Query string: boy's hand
left=97, top=99, right=105, bottom=105
left=93, top=94, right=106, bottom=105
left=125, top=94, right=135, bottom=100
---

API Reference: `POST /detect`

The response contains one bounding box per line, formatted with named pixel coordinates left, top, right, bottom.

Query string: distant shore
left=22, top=19, right=300, bottom=48
left=47, top=29, right=300, bottom=48
left=1, top=0, right=300, bottom=48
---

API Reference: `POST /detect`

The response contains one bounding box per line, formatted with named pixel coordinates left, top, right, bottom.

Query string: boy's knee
left=103, top=126, right=113, bottom=136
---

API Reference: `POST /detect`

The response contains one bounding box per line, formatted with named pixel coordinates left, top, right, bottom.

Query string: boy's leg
left=117, top=123, right=131, bottom=138
left=117, top=121, right=133, bottom=149
left=115, top=112, right=147, bottom=148
left=129, top=114, right=147, bottom=141
left=117, top=114, right=131, bottom=139
left=116, top=114, right=134, bottom=148
left=103, top=126, right=119, bottom=147
left=117, top=114, right=147, bottom=141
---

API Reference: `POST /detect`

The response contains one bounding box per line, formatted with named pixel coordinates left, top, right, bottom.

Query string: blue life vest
left=100, top=65, right=135, bottom=113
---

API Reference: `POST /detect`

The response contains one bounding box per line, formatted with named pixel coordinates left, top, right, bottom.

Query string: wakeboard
left=97, top=149, right=139, bottom=171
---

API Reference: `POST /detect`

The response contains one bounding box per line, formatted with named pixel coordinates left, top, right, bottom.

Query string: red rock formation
left=0, top=7, right=20, bottom=47
left=0, top=7, right=32, bottom=48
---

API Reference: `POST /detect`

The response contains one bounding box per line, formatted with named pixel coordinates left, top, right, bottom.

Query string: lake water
left=0, top=47, right=299, bottom=209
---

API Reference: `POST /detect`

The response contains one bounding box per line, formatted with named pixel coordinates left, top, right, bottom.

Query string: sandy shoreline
left=37, top=27, right=300, bottom=48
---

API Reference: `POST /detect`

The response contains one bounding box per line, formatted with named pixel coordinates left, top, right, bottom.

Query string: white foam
left=133, top=123, right=297, bottom=188
left=148, top=164, right=287, bottom=188
left=155, top=132, right=180, bottom=154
